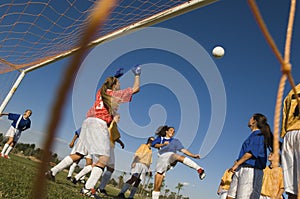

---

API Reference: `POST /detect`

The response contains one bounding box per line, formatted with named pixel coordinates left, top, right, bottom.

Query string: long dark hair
left=155, top=125, right=174, bottom=137
left=253, top=113, right=274, bottom=151
left=100, top=76, right=119, bottom=115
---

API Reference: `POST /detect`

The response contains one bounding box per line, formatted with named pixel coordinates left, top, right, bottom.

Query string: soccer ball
left=212, top=46, right=225, bottom=58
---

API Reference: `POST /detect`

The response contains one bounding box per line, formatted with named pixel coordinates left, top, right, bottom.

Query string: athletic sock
left=183, top=157, right=201, bottom=170
left=51, top=156, right=73, bottom=176
left=1, top=143, right=9, bottom=155
left=85, top=166, right=104, bottom=190
left=98, top=170, right=112, bottom=190
left=75, top=165, right=92, bottom=180
left=4, top=146, right=13, bottom=156
left=120, top=182, right=131, bottom=193
left=152, top=191, right=160, bottom=199
left=129, top=186, right=138, bottom=198
left=67, top=162, right=77, bottom=177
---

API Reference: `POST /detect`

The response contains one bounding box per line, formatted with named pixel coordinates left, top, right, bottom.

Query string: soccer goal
left=0, top=0, right=218, bottom=113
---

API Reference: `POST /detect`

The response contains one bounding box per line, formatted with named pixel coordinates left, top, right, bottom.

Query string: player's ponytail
left=100, top=77, right=119, bottom=115
left=253, top=113, right=274, bottom=151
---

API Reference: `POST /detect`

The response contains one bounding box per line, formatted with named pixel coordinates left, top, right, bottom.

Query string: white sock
left=1, top=143, right=9, bottom=155
left=51, top=156, right=73, bottom=176
left=75, top=165, right=92, bottom=180
left=183, top=157, right=201, bottom=170
left=4, top=146, right=13, bottom=156
left=152, top=191, right=160, bottom=199
left=98, top=170, right=112, bottom=190
left=67, top=163, right=77, bottom=177
left=129, top=186, right=138, bottom=198
left=85, top=166, right=103, bottom=190
left=120, top=182, right=131, bottom=193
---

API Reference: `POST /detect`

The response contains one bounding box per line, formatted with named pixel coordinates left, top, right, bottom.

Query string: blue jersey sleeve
left=8, top=113, right=20, bottom=121
left=151, top=137, right=161, bottom=147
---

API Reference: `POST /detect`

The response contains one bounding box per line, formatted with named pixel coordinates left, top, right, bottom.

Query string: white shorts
left=131, top=162, right=148, bottom=184
left=227, top=167, right=263, bottom=199
left=74, top=117, right=110, bottom=157
left=281, top=130, right=300, bottom=195
left=219, top=190, right=228, bottom=199
left=5, top=126, right=21, bottom=142
left=259, top=195, right=270, bottom=199
left=70, top=144, right=92, bottom=159
left=155, top=152, right=177, bottom=174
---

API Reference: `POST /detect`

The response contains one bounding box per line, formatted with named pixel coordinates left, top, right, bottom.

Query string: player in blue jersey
left=151, top=125, right=205, bottom=199
left=0, top=109, right=32, bottom=159
left=226, top=113, right=274, bottom=199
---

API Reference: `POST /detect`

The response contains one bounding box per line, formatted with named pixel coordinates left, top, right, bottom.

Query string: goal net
left=0, top=0, right=217, bottom=113
left=0, top=0, right=217, bottom=74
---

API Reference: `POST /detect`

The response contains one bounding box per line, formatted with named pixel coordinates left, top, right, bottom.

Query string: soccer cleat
left=66, top=176, right=72, bottom=181
left=198, top=168, right=206, bottom=180
left=71, top=177, right=78, bottom=184
left=45, top=170, right=55, bottom=181
left=80, top=187, right=102, bottom=199
left=3, top=155, right=10, bottom=159
left=80, top=179, right=86, bottom=185
left=98, top=189, right=108, bottom=196
left=117, top=193, right=125, bottom=198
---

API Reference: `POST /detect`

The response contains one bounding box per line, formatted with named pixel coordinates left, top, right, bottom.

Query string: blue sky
left=1, top=0, right=300, bottom=198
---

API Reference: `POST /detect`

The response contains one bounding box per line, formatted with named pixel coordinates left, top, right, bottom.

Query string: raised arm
left=181, top=148, right=200, bottom=159
left=131, top=65, right=141, bottom=94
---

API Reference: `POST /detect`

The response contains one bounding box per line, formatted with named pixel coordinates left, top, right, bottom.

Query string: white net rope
left=0, top=0, right=209, bottom=74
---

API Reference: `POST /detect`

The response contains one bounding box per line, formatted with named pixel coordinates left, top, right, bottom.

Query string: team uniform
left=152, top=136, right=183, bottom=174
left=260, top=166, right=284, bottom=199
left=4, top=113, right=31, bottom=142
left=218, top=169, right=233, bottom=199
left=130, top=143, right=153, bottom=183
left=77, top=87, right=133, bottom=195
left=75, top=88, right=132, bottom=157
left=118, top=141, right=153, bottom=199
left=281, top=83, right=300, bottom=196
left=227, top=130, right=267, bottom=199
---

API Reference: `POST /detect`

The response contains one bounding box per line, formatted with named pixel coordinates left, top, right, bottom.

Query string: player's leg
left=46, top=153, right=83, bottom=181
left=118, top=174, right=139, bottom=197
left=172, top=154, right=205, bottom=179
left=97, top=147, right=115, bottom=194
left=152, top=172, right=164, bottom=199
left=1, top=127, right=16, bottom=157
left=97, top=166, right=114, bottom=195
left=128, top=174, right=141, bottom=199
left=67, top=160, right=80, bottom=180
left=1, top=137, right=14, bottom=158
left=282, top=131, right=299, bottom=198
left=72, top=156, right=93, bottom=184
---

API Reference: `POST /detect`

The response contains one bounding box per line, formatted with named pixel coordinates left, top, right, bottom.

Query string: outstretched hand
left=131, top=65, right=141, bottom=76
left=193, top=154, right=200, bottom=159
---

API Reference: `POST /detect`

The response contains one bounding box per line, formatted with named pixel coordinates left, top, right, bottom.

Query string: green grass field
left=0, top=155, right=149, bottom=199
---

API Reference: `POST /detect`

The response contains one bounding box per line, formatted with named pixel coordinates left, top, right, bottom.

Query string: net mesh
left=0, top=0, right=206, bottom=74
